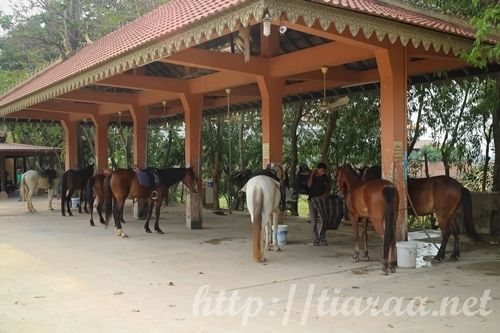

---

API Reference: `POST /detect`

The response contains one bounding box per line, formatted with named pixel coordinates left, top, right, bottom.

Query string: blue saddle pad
left=136, top=170, right=151, bottom=187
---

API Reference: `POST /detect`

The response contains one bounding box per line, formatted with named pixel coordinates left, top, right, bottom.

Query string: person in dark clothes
left=307, top=162, right=330, bottom=245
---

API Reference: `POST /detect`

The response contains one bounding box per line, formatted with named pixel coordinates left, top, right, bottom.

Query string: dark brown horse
left=359, top=165, right=480, bottom=261
left=87, top=173, right=110, bottom=226
left=336, top=165, right=399, bottom=274
left=407, top=176, right=480, bottom=261
left=104, top=167, right=197, bottom=237
left=61, top=165, right=94, bottom=216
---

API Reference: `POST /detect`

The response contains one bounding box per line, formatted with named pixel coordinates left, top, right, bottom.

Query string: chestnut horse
left=336, top=165, right=399, bottom=274
left=407, top=176, right=480, bottom=261
left=360, top=165, right=480, bottom=261
left=61, top=165, right=94, bottom=216
left=87, top=173, right=107, bottom=226
left=104, top=167, right=197, bottom=238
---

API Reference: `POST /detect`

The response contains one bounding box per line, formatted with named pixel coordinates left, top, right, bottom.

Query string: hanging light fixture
left=320, top=66, right=329, bottom=112
left=262, top=12, right=271, bottom=37
left=162, top=100, right=167, bottom=129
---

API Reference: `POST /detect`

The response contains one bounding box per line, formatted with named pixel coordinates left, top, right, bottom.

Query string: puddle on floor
left=456, top=261, right=500, bottom=276
left=203, top=237, right=241, bottom=245
left=415, top=242, right=440, bottom=268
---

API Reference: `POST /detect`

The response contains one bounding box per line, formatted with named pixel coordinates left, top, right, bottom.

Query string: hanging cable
left=226, top=88, right=232, bottom=214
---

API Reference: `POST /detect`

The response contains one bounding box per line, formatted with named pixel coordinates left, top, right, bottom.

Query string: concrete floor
left=1, top=196, right=499, bottom=333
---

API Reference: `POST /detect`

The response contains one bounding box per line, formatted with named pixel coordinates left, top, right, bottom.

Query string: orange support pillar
left=128, top=105, right=148, bottom=169
left=180, top=93, right=203, bottom=229
left=61, top=119, right=79, bottom=170
left=376, top=46, right=408, bottom=241
left=91, top=115, right=109, bottom=173
left=257, top=76, right=285, bottom=166
left=129, top=104, right=149, bottom=219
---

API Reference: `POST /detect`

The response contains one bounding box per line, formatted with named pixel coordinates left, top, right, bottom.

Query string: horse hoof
left=49, top=208, right=54, bottom=211
left=265, top=245, right=271, bottom=251
left=90, top=222, right=95, bottom=227
left=433, top=255, right=444, bottom=262
left=352, top=256, right=360, bottom=262
left=362, top=255, right=370, bottom=261
left=69, top=213, right=73, bottom=217
left=381, top=269, right=389, bottom=275
left=156, top=230, right=164, bottom=235
left=260, top=258, right=267, bottom=264
left=449, top=256, right=458, bottom=262
left=145, top=229, right=152, bottom=233
left=273, top=246, right=281, bottom=252
left=121, top=233, right=129, bottom=238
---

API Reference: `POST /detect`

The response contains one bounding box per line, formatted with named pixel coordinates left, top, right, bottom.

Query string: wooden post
left=180, top=93, right=204, bottom=229
left=257, top=76, right=285, bottom=167
left=375, top=45, right=408, bottom=241
left=61, top=119, right=79, bottom=170
left=129, top=104, right=149, bottom=219
left=91, top=115, right=110, bottom=173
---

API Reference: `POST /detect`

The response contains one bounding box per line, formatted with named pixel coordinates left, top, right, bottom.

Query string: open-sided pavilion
left=0, top=0, right=498, bottom=236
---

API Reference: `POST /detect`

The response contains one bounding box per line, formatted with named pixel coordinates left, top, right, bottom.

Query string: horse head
left=182, top=167, right=198, bottom=194
left=335, top=164, right=360, bottom=196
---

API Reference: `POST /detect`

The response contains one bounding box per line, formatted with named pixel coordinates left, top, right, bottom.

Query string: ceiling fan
left=320, top=66, right=350, bottom=113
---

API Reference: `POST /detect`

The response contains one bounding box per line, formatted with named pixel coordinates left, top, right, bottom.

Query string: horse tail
left=60, top=171, right=68, bottom=216
left=87, top=176, right=95, bottom=206
left=382, top=185, right=397, bottom=261
left=20, top=173, right=27, bottom=201
left=104, top=174, right=113, bottom=225
left=252, top=187, right=264, bottom=263
left=461, top=187, right=481, bottom=242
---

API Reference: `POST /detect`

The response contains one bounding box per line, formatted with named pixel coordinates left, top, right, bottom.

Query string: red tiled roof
left=313, top=0, right=476, bottom=39
left=0, top=0, right=481, bottom=113
left=0, top=0, right=247, bottom=108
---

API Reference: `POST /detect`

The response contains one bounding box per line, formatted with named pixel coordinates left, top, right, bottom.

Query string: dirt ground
left=1, top=196, right=499, bottom=333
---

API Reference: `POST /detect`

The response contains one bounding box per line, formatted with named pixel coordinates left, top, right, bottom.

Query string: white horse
left=20, top=170, right=60, bottom=212
left=242, top=163, right=284, bottom=263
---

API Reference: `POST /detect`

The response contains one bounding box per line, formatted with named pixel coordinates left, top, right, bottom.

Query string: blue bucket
left=277, top=225, right=288, bottom=246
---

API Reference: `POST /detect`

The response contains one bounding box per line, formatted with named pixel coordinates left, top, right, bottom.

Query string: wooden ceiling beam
left=160, top=48, right=268, bottom=75
left=56, top=90, right=137, bottom=105
left=96, top=74, right=189, bottom=93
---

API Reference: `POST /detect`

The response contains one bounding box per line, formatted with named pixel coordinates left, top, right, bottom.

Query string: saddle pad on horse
left=311, top=195, right=343, bottom=230
left=135, top=169, right=161, bottom=188
left=136, top=170, right=153, bottom=188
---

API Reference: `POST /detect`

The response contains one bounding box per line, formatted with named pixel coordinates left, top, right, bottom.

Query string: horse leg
left=388, top=243, right=397, bottom=273
left=450, top=222, right=461, bottom=261
left=114, top=200, right=128, bottom=238
left=154, top=199, right=164, bottom=234
left=66, top=189, right=74, bottom=216
left=78, top=190, right=83, bottom=214
left=264, top=219, right=272, bottom=251
left=89, top=194, right=95, bottom=226
left=48, top=188, right=54, bottom=210
left=362, top=218, right=370, bottom=261
left=272, top=211, right=281, bottom=251
left=83, top=188, right=89, bottom=214
left=351, top=215, right=361, bottom=261
left=144, top=200, right=154, bottom=233
left=97, top=200, right=106, bottom=224
left=435, top=228, right=451, bottom=261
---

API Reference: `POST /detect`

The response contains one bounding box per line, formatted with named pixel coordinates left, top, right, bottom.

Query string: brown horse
left=87, top=173, right=109, bottom=226
left=104, top=167, right=198, bottom=237
left=61, top=165, right=94, bottom=216
left=336, top=165, right=399, bottom=274
left=407, top=176, right=480, bottom=261
left=360, top=165, right=480, bottom=261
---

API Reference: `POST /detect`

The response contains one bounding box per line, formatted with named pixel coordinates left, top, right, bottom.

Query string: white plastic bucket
left=396, top=241, right=418, bottom=268
left=71, top=197, right=80, bottom=208
left=277, top=225, right=288, bottom=246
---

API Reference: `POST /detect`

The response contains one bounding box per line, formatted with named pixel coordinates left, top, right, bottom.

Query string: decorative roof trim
left=267, top=0, right=472, bottom=54
left=0, top=0, right=473, bottom=117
